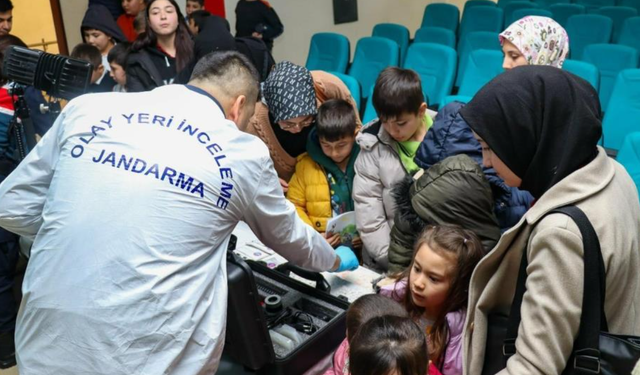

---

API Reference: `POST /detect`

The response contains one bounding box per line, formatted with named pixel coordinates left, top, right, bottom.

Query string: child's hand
left=252, top=32, right=264, bottom=39
left=352, top=237, right=363, bottom=251
left=322, top=232, right=341, bottom=248
left=279, top=178, right=289, bottom=194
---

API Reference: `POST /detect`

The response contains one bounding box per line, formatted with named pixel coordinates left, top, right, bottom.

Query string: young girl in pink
left=380, top=225, right=485, bottom=375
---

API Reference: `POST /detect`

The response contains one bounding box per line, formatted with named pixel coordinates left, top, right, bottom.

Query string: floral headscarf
left=499, top=16, right=570, bottom=68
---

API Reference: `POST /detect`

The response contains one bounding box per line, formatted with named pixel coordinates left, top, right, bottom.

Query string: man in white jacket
left=0, top=51, right=358, bottom=374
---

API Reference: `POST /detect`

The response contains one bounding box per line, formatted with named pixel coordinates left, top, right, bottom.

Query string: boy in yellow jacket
left=287, top=99, right=361, bottom=250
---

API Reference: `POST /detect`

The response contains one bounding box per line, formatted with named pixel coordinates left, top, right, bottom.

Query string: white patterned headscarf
left=262, top=61, right=317, bottom=123
left=499, top=16, right=570, bottom=68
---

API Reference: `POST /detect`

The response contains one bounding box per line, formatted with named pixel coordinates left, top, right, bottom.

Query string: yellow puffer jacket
left=286, top=153, right=331, bottom=232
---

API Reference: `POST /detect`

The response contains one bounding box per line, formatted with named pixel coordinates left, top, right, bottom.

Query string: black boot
left=0, top=330, right=16, bottom=369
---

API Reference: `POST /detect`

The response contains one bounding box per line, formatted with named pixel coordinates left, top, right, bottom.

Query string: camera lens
left=264, top=295, right=283, bottom=314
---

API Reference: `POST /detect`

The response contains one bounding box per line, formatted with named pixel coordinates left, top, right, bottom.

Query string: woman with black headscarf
left=461, top=66, right=640, bottom=375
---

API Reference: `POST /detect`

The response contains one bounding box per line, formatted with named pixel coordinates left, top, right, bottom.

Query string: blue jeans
left=0, top=228, right=18, bottom=334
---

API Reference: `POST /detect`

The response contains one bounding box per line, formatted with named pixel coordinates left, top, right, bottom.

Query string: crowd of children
left=1, top=0, right=640, bottom=373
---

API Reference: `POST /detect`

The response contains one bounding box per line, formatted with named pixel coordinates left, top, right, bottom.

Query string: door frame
left=49, top=0, right=68, bottom=55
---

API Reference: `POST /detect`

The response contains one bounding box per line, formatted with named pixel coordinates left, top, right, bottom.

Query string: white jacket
left=0, top=85, right=337, bottom=375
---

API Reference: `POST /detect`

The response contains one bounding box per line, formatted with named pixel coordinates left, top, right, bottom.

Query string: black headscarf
left=460, top=66, right=602, bottom=199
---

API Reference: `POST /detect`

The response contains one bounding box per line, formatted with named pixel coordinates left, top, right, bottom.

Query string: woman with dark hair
left=461, top=66, right=640, bottom=375
left=126, top=0, right=194, bottom=92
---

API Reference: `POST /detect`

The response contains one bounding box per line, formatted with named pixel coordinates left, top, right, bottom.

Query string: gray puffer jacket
left=353, top=112, right=436, bottom=271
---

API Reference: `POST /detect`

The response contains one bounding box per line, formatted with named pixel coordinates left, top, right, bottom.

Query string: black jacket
left=235, top=0, right=283, bottom=50
left=126, top=47, right=184, bottom=92
left=81, top=4, right=126, bottom=43
left=194, top=16, right=238, bottom=61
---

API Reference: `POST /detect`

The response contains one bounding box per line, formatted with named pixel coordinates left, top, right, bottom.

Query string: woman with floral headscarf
left=244, top=61, right=360, bottom=191
left=499, top=16, right=569, bottom=70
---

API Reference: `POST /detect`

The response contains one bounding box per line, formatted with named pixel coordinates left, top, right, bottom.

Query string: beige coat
left=244, top=70, right=360, bottom=182
left=464, top=147, right=640, bottom=375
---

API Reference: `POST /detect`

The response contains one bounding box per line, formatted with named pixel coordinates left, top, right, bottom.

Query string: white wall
left=224, top=0, right=469, bottom=65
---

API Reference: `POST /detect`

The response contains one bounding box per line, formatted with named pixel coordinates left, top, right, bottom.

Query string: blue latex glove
left=333, top=246, right=359, bottom=272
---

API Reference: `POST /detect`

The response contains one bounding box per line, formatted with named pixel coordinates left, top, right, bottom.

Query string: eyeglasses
left=279, top=116, right=315, bottom=130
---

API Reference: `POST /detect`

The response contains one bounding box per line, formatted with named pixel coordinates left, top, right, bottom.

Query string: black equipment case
left=225, top=240, right=349, bottom=374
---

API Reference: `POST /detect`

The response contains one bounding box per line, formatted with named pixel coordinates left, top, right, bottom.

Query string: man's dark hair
left=190, top=50, right=260, bottom=102
left=372, top=67, right=425, bottom=122
left=0, top=0, right=13, bottom=12
left=187, top=0, right=205, bottom=5
left=316, top=99, right=357, bottom=142
left=187, top=9, right=211, bottom=31
left=71, top=43, right=102, bottom=70
left=0, top=34, right=25, bottom=85
left=107, top=42, right=131, bottom=67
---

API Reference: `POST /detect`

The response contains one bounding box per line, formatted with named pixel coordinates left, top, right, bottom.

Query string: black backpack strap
left=503, top=205, right=608, bottom=371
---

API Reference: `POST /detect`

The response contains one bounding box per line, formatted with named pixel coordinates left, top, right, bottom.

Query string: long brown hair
left=395, top=224, right=485, bottom=369
left=132, top=0, right=194, bottom=72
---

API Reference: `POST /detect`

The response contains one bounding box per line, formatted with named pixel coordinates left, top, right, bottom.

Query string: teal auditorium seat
left=583, top=44, right=638, bottom=111
left=414, top=27, right=456, bottom=48
left=508, top=8, right=553, bottom=25
left=549, top=4, right=586, bottom=27
left=533, top=0, right=570, bottom=9
left=348, top=37, right=399, bottom=101
left=373, top=23, right=410, bottom=66
left=305, top=33, right=350, bottom=73
left=421, top=3, right=460, bottom=35
left=575, top=0, right=615, bottom=13
left=463, top=0, right=497, bottom=13
left=503, top=2, right=540, bottom=25
left=618, top=0, right=640, bottom=13
left=595, top=6, right=638, bottom=43
left=403, top=43, right=457, bottom=108
left=329, top=72, right=362, bottom=112
left=362, top=88, right=377, bottom=124
left=441, top=95, right=473, bottom=107
left=459, top=6, right=504, bottom=44
left=456, top=31, right=501, bottom=87
left=458, top=50, right=505, bottom=97
left=498, top=0, right=533, bottom=8
left=562, top=59, right=601, bottom=91
left=616, top=132, right=640, bottom=199
left=565, top=14, right=613, bottom=60
left=618, top=17, right=640, bottom=57
left=602, top=69, right=640, bottom=150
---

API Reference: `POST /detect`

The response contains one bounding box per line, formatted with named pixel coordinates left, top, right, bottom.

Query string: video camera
left=1, top=46, right=92, bottom=160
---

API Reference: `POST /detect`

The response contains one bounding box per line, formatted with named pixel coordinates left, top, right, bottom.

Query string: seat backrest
left=615, top=132, right=640, bottom=199
left=421, top=3, right=460, bottom=34
left=328, top=71, right=362, bottom=112
left=562, top=59, right=600, bottom=91
left=348, top=37, right=399, bottom=99
left=595, top=6, right=638, bottom=43
left=403, top=43, right=457, bottom=107
left=503, top=1, right=540, bottom=25
left=456, top=31, right=501, bottom=87
left=565, top=14, right=613, bottom=59
left=305, top=33, right=350, bottom=73
left=584, top=44, right=639, bottom=110
left=463, top=0, right=497, bottom=13
left=459, top=6, right=504, bottom=42
left=508, top=8, right=553, bottom=25
left=414, top=27, right=456, bottom=48
left=618, top=0, right=640, bottom=13
left=602, top=69, right=640, bottom=150
left=549, top=3, right=586, bottom=27
left=618, top=16, right=640, bottom=56
left=533, top=0, right=571, bottom=9
left=458, top=49, right=505, bottom=97
left=575, top=0, right=616, bottom=12
left=373, top=23, right=410, bottom=66
left=362, top=87, right=377, bottom=124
